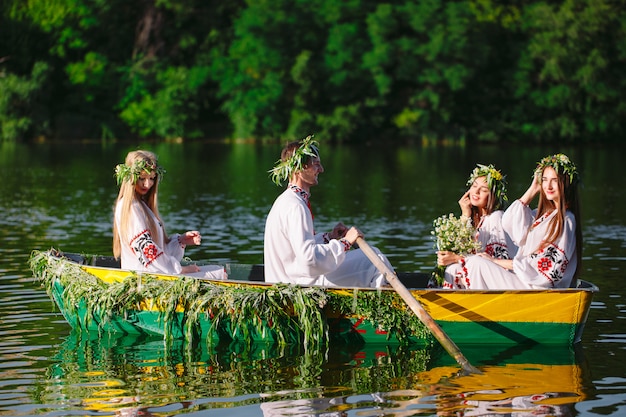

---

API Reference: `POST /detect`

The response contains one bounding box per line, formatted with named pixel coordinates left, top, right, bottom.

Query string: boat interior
left=55, top=251, right=433, bottom=288
left=53, top=250, right=597, bottom=290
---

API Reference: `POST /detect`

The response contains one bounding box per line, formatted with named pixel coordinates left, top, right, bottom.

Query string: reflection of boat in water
left=46, top=331, right=439, bottom=415
left=411, top=344, right=588, bottom=417
left=44, top=331, right=590, bottom=416
left=30, top=249, right=597, bottom=347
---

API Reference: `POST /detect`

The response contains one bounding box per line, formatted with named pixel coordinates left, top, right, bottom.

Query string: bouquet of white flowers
left=430, top=213, right=482, bottom=287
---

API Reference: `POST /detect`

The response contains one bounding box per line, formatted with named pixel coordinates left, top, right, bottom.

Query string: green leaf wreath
left=115, top=159, right=166, bottom=185
left=268, top=135, right=320, bottom=186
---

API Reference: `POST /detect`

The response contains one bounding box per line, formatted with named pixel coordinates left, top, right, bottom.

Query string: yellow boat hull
left=78, top=263, right=596, bottom=345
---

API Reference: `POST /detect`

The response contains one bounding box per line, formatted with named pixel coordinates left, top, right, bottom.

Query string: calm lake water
left=1, top=140, right=625, bottom=416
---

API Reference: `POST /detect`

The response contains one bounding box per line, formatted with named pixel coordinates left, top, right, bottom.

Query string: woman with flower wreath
left=113, top=150, right=225, bottom=279
left=264, top=136, right=392, bottom=287
left=438, top=164, right=516, bottom=289
left=458, top=154, right=582, bottom=289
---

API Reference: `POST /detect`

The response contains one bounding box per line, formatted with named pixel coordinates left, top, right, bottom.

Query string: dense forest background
left=1, top=0, right=624, bottom=144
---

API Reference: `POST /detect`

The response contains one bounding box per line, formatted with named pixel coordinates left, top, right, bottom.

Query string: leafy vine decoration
left=29, top=249, right=432, bottom=348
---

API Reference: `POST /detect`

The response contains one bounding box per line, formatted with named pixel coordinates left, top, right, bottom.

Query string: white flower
left=431, top=213, right=481, bottom=254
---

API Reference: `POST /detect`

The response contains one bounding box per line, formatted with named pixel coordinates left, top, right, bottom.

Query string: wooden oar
left=356, top=237, right=481, bottom=375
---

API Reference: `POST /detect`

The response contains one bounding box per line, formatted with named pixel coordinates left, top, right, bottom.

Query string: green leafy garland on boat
left=29, top=249, right=432, bottom=347
left=325, top=289, right=433, bottom=342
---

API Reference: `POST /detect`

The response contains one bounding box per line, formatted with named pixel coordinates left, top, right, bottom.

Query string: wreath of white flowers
left=115, top=159, right=166, bottom=186
left=467, top=164, right=508, bottom=210
left=534, top=153, right=579, bottom=185
left=269, top=135, right=320, bottom=186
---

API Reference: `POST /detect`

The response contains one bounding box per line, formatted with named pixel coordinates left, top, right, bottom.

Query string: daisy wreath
left=534, top=153, right=579, bottom=185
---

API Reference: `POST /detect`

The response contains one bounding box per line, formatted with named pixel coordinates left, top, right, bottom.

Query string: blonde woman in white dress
left=113, top=150, right=225, bottom=279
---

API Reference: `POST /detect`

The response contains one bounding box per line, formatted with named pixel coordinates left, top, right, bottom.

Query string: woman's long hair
left=112, top=150, right=165, bottom=259
left=535, top=168, right=582, bottom=281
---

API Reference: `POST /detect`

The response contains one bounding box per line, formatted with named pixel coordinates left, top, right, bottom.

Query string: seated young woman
left=446, top=154, right=581, bottom=289
left=437, top=164, right=515, bottom=289
left=113, top=150, right=226, bottom=280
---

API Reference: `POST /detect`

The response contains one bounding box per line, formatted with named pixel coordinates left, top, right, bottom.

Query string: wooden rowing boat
left=29, top=249, right=597, bottom=346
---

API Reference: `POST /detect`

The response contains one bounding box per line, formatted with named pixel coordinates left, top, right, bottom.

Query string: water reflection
left=41, top=331, right=438, bottom=415
left=31, top=330, right=590, bottom=416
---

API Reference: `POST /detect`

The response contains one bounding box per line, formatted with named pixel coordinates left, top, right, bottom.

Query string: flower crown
left=467, top=164, right=508, bottom=209
left=534, top=153, right=579, bottom=185
left=269, top=135, right=320, bottom=186
left=115, top=159, right=166, bottom=186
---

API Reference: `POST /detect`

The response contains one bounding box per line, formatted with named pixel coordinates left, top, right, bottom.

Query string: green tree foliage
left=1, top=0, right=625, bottom=143
left=362, top=1, right=489, bottom=139
left=115, top=0, right=238, bottom=139
left=211, top=0, right=320, bottom=140
left=119, top=65, right=213, bottom=138
left=512, top=0, right=626, bottom=141
left=2, top=0, right=235, bottom=141
left=0, top=62, right=50, bottom=141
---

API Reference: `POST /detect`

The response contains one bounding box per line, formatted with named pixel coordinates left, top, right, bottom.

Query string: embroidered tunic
left=475, top=210, right=516, bottom=259
left=503, top=199, right=577, bottom=288
left=264, top=186, right=389, bottom=287
left=447, top=200, right=577, bottom=289
left=442, top=210, right=516, bottom=289
left=115, top=198, right=225, bottom=279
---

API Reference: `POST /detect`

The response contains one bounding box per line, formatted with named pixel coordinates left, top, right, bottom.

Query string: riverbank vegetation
left=1, top=0, right=624, bottom=143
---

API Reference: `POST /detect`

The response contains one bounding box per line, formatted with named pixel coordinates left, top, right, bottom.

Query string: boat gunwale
left=71, top=253, right=599, bottom=294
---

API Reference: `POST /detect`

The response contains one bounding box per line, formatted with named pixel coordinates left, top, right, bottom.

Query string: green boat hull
left=34, top=250, right=597, bottom=346
left=51, top=280, right=419, bottom=345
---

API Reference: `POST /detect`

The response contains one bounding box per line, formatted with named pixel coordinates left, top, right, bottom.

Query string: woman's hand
left=181, top=264, right=200, bottom=274
left=519, top=177, right=541, bottom=206
left=437, top=251, right=460, bottom=266
left=182, top=231, right=202, bottom=246
left=493, top=258, right=514, bottom=270
left=458, top=190, right=472, bottom=218
left=477, top=253, right=513, bottom=270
